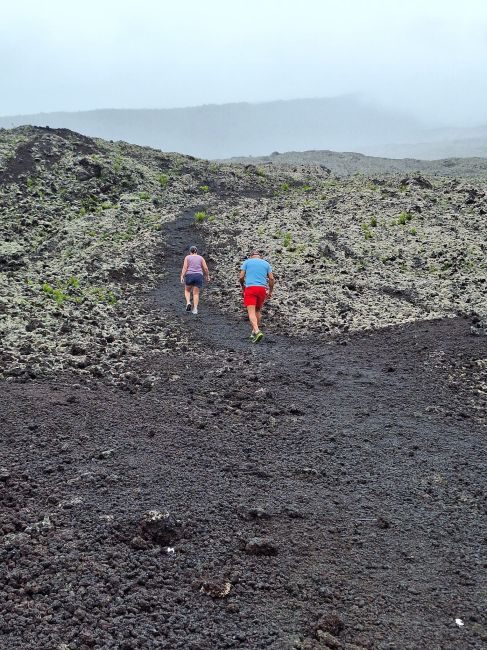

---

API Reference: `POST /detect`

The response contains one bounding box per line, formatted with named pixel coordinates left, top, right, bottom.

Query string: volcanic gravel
left=1, top=211, right=486, bottom=650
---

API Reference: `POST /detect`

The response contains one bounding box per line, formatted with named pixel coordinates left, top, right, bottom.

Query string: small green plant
left=280, top=182, right=290, bottom=192
left=199, top=185, right=210, bottom=193
left=67, top=276, right=80, bottom=288
left=397, top=211, right=413, bottom=225
left=361, top=223, right=373, bottom=240
left=194, top=211, right=208, bottom=223
left=283, top=232, right=292, bottom=248
left=159, top=174, right=169, bottom=187
left=370, top=216, right=378, bottom=227
left=90, top=287, right=118, bottom=304
left=26, top=177, right=34, bottom=190
left=409, top=227, right=417, bottom=235
left=79, top=207, right=87, bottom=216
left=41, top=283, right=69, bottom=305
left=139, top=191, right=150, bottom=200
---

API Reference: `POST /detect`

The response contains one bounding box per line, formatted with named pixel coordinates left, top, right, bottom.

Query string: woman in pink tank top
left=180, top=246, right=210, bottom=315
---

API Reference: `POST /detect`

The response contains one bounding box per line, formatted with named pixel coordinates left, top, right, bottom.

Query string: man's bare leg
left=246, top=305, right=259, bottom=333
left=256, top=309, right=262, bottom=330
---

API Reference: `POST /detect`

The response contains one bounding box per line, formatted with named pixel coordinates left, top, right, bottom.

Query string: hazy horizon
left=2, top=0, right=487, bottom=127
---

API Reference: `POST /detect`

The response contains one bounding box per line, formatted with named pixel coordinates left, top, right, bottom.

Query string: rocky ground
left=1, top=127, right=486, bottom=649
left=203, top=167, right=486, bottom=338
left=222, top=150, right=487, bottom=178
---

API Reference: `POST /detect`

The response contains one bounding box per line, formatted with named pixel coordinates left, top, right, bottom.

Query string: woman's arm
left=202, top=258, right=210, bottom=281
left=180, top=256, right=188, bottom=283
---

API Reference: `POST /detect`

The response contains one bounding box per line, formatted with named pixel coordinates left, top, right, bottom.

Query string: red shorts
left=243, top=286, right=267, bottom=309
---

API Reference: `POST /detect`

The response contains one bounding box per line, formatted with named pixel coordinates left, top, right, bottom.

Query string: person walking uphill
left=239, top=250, right=274, bottom=343
left=180, top=246, right=210, bottom=314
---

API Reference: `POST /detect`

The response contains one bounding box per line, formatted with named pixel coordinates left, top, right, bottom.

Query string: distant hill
left=0, top=96, right=437, bottom=159
left=223, top=149, right=487, bottom=178
left=1, top=97, right=486, bottom=161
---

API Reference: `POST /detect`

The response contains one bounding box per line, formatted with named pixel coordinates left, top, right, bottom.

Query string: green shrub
left=409, top=227, right=417, bottom=235
left=361, top=223, right=373, bottom=240
left=139, top=191, right=150, bottom=200
left=398, top=211, right=413, bottom=225
left=90, top=287, right=118, bottom=304
left=194, top=211, right=208, bottom=223
left=280, top=182, right=290, bottom=192
left=199, top=185, right=210, bottom=193
left=283, top=233, right=292, bottom=248
left=41, top=283, right=69, bottom=305
left=67, top=276, right=80, bottom=288
left=159, top=174, right=169, bottom=187
left=370, top=216, right=378, bottom=227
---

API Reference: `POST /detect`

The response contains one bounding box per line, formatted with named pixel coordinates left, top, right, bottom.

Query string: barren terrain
left=1, top=127, right=486, bottom=649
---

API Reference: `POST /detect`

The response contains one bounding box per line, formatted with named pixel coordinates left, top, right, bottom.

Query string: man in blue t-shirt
left=239, top=251, right=274, bottom=343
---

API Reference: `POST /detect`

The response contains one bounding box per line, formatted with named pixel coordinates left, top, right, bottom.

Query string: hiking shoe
left=253, top=331, right=263, bottom=343
left=185, top=303, right=192, bottom=312
left=192, top=308, right=198, bottom=315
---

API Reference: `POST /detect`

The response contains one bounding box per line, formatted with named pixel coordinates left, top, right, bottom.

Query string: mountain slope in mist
left=0, top=96, right=432, bottom=159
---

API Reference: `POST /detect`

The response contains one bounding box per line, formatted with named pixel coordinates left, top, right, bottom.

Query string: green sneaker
left=253, top=331, right=264, bottom=343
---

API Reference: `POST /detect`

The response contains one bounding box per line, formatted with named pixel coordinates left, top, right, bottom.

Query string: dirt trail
left=1, top=212, right=486, bottom=650
left=152, top=207, right=291, bottom=354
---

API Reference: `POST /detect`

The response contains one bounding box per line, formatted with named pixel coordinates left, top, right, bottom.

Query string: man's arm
left=180, top=257, right=188, bottom=283
left=267, top=272, right=275, bottom=297
left=239, top=270, right=246, bottom=293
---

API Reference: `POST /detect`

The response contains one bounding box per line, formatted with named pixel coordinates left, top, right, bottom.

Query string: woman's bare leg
left=184, top=286, right=191, bottom=305
left=193, top=287, right=200, bottom=309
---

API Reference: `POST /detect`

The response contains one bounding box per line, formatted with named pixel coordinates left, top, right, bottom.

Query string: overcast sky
left=1, top=0, right=487, bottom=125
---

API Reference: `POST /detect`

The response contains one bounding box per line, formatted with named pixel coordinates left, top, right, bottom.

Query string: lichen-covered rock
left=1, top=125, right=486, bottom=387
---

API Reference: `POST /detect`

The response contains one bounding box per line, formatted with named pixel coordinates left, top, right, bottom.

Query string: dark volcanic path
left=152, top=207, right=290, bottom=354
left=1, top=214, right=486, bottom=650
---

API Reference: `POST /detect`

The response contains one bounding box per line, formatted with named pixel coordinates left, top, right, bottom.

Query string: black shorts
left=185, top=273, right=203, bottom=288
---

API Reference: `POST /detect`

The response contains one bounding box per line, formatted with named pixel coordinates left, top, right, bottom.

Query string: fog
left=1, top=0, right=487, bottom=127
